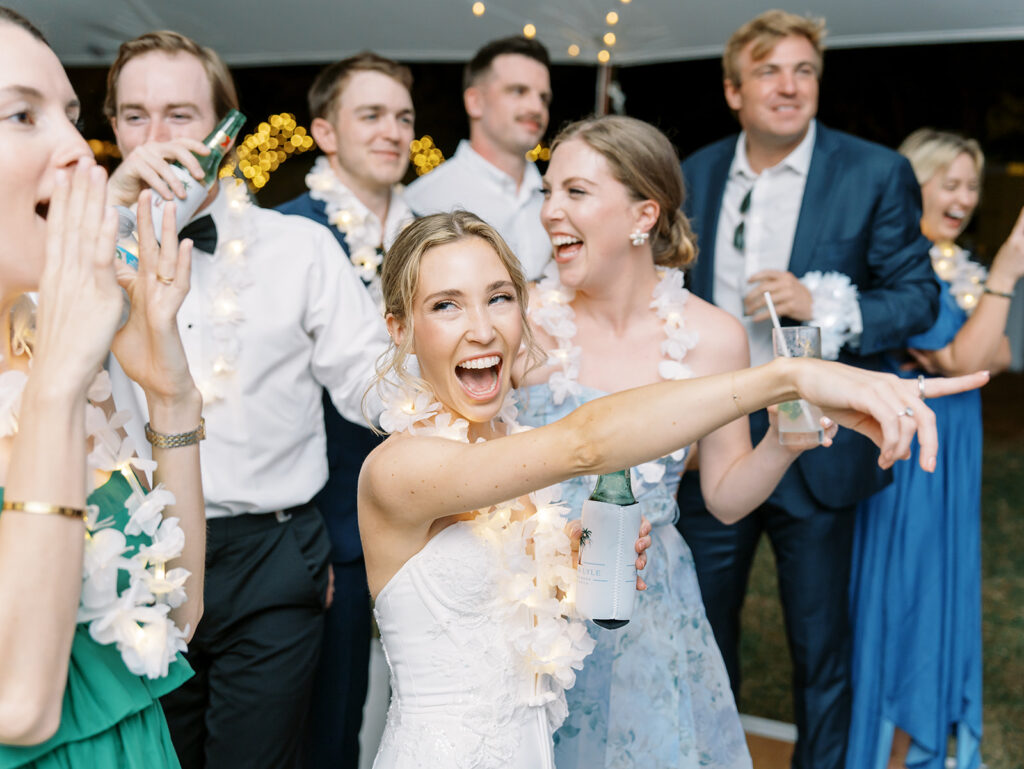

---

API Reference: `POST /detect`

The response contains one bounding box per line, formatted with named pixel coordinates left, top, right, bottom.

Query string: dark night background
left=68, top=39, right=1024, bottom=260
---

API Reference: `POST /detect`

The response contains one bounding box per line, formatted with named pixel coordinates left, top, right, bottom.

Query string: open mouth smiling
left=551, top=234, right=582, bottom=260
left=455, top=354, right=503, bottom=400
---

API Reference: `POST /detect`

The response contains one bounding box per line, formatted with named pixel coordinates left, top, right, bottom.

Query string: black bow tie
left=179, top=215, right=218, bottom=254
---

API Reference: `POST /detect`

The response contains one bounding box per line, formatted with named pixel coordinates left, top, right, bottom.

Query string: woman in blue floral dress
left=517, top=115, right=835, bottom=768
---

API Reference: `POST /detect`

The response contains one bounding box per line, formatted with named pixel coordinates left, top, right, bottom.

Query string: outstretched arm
left=361, top=357, right=987, bottom=530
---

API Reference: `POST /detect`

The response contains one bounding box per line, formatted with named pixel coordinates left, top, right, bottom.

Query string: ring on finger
left=917, top=374, right=926, bottom=399
left=156, top=274, right=175, bottom=285
left=899, top=406, right=915, bottom=418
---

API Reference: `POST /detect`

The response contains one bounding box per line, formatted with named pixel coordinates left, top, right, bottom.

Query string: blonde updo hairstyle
left=898, top=128, right=984, bottom=189
left=551, top=115, right=698, bottom=269
left=370, top=211, right=543, bottom=414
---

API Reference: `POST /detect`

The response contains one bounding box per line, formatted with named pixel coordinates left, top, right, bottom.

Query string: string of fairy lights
left=88, top=4, right=630, bottom=188
left=471, top=0, right=633, bottom=63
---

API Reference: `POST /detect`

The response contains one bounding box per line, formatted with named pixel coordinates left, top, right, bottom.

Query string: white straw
left=764, top=291, right=790, bottom=357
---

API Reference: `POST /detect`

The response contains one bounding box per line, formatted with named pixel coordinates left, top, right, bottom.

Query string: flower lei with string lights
left=798, top=271, right=862, bottom=360
left=0, top=361, right=188, bottom=680
left=529, top=263, right=697, bottom=490
left=196, top=179, right=252, bottom=405
left=379, top=387, right=595, bottom=728
left=928, top=241, right=987, bottom=314
left=306, top=156, right=414, bottom=311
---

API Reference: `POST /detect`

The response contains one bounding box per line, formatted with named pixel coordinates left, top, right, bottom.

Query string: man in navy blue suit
left=277, top=53, right=416, bottom=769
left=675, top=11, right=938, bottom=768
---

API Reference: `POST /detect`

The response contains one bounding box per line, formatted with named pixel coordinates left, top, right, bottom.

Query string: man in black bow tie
left=103, top=30, right=389, bottom=769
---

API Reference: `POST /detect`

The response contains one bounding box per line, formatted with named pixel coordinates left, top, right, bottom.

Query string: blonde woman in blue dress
left=356, top=208, right=984, bottom=769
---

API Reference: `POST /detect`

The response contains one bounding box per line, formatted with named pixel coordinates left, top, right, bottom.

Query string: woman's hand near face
left=32, top=160, right=121, bottom=394
left=110, top=190, right=199, bottom=412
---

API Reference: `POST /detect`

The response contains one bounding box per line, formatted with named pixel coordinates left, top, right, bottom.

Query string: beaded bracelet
left=144, top=417, right=206, bottom=449
left=1, top=499, right=87, bottom=520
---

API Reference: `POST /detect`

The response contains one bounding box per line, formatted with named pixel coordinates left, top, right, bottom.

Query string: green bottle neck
left=589, top=469, right=636, bottom=505
left=196, top=109, right=246, bottom=185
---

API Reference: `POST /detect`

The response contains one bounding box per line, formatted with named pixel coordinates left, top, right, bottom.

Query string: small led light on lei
left=799, top=271, right=862, bottom=360
left=928, top=242, right=988, bottom=314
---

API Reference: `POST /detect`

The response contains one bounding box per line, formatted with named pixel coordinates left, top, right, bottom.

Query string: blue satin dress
left=847, top=280, right=983, bottom=769
left=518, top=384, right=751, bottom=769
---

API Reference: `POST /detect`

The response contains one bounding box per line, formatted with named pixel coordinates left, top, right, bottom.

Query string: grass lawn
left=738, top=372, right=1024, bottom=769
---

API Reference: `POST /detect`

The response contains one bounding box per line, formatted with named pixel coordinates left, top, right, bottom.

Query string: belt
left=206, top=501, right=317, bottom=542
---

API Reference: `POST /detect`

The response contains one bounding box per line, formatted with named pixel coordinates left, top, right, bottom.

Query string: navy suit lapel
left=690, top=146, right=734, bottom=303
left=788, top=125, right=839, bottom=277
left=309, top=194, right=351, bottom=254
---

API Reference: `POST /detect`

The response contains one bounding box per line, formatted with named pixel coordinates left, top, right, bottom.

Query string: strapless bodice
left=372, top=518, right=577, bottom=769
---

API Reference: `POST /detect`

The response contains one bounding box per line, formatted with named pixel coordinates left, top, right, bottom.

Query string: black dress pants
left=676, top=471, right=855, bottom=769
left=162, top=504, right=331, bottom=769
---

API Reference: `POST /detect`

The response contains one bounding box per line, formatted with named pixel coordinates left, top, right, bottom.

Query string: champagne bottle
left=150, top=108, right=246, bottom=238
left=576, top=469, right=642, bottom=630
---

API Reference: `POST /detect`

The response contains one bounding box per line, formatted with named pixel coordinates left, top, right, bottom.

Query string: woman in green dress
left=0, top=8, right=205, bottom=767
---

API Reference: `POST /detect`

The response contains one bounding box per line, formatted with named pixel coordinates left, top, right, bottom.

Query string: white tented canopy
left=11, top=0, right=1024, bottom=66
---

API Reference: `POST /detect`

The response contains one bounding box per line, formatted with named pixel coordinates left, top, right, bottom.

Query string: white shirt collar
left=453, top=139, right=542, bottom=198
left=730, top=119, right=817, bottom=180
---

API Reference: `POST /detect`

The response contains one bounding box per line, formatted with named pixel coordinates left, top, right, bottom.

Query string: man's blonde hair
left=723, top=10, right=826, bottom=86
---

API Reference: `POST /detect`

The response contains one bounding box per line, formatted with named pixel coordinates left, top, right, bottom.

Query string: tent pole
left=595, top=63, right=612, bottom=116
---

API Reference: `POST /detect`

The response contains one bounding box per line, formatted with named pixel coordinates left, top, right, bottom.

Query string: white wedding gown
left=372, top=515, right=589, bottom=769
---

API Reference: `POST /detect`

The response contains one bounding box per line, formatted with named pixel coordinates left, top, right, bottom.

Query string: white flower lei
left=0, top=366, right=189, bottom=680
left=528, top=263, right=697, bottom=488
left=194, top=179, right=252, bottom=405
left=798, top=271, right=862, bottom=360
left=306, top=156, right=414, bottom=311
left=928, top=241, right=987, bottom=314
left=379, top=387, right=596, bottom=727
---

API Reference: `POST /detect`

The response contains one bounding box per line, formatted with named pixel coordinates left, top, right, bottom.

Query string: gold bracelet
left=984, top=286, right=1014, bottom=299
left=144, top=417, right=206, bottom=449
left=1, top=499, right=87, bottom=520
left=730, top=373, right=745, bottom=418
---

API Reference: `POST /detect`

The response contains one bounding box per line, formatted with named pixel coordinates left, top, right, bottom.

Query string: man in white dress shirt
left=276, top=52, right=416, bottom=769
left=404, top=36, right=553, bottom=280
left=103, top=31, right=388, bottom=769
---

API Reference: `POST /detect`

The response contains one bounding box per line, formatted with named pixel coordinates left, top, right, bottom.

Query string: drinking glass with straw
left=765, top=291, right=825, bottom=447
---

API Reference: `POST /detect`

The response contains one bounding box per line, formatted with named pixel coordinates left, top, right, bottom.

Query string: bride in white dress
left=357, top=211, right=986, bottom=769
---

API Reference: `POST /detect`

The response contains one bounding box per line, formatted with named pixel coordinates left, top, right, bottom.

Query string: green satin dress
left=0, top=472, right=191, bottom=769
